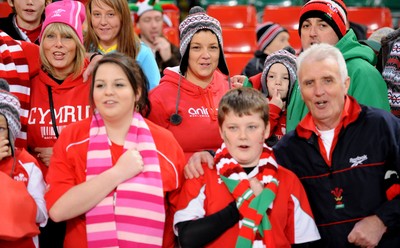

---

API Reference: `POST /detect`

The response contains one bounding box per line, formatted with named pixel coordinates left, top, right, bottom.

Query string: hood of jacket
left=336, top=29, right=377, bottom=66
left=38, top=59, right=89, bottom=91
left=160, top=66, right=230, bottom=97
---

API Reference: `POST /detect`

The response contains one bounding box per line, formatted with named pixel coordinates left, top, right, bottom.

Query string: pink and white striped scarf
left=85, top=112, right=165, bottom=247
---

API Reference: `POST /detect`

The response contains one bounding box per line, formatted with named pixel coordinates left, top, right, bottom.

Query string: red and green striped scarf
left=85, top=112, right=165, bottom=247
left=215, top=143, right=279, bottom=248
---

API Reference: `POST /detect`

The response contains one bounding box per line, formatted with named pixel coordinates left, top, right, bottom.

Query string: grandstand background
left=2, top=0, right=397, bottom=75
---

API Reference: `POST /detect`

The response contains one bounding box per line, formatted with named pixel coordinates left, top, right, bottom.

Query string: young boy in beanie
left=242, top=22, right=290, bottom=77
left=286, top=0, right=390, bottom=132
left=132, top=0, right=181, bottom=76
left=244, top=48, right=297, bottom=146
left=174, top=87, right=320, bottom=247
left=0, top=79, right=47, bottom=247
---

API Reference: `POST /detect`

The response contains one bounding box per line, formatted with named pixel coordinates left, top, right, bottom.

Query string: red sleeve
left=45, top=124, right=88, bottom=211
left=249, top=73, right=263, bottom=90
left=148, top=86, right=172, bottom=129
left=268, top=103, right=283, bottom=138
left=20, top=41, right=40, bottom=78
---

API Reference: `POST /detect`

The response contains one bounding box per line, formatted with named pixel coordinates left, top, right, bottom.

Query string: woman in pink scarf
left=45, top=53, right=185, bottom=248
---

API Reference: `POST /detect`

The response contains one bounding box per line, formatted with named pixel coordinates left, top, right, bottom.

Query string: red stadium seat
left=163, top=26, right=179, bottom=47
left=207, top=5, right=257, bottom=28
left=161, top=3, right=180, bottom=28
left=347, top=7, right=393, bottom=37
left=224, top=53, right=254, bottom=76
left=262, top=6, right=301, bottom=31
left=287, top=29, right=302, bottom=55
left=222, top=27, right=257, bottom=53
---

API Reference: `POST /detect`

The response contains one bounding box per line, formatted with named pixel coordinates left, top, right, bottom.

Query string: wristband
left=90, top=52, right=101, bottom=62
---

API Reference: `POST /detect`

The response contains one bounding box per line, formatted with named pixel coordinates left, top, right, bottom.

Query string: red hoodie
left=27, top=61, right=91, bottom=176
left=148, top=66, right=230, bottom=161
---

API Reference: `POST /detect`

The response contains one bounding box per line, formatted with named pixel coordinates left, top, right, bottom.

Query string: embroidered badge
left=331, top=187, right=345, bottom=209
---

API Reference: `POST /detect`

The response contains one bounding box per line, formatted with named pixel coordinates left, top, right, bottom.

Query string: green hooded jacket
left=286, top=29, right=390, bottom=132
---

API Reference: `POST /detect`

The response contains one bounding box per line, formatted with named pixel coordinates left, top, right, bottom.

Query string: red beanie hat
left=299, top=0, right=347, bottom=39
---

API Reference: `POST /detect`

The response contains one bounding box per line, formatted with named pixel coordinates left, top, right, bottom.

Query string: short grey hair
left=297, top=43, right=348, bottom=85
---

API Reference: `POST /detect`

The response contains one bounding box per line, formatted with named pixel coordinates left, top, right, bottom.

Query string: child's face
left=0, top=115, right=8, bottom=140
left=219, top=111, right=269, bottom=168
left=266, top=63, right=290, bottom=99
left=8, top=0, right=46, bottom=26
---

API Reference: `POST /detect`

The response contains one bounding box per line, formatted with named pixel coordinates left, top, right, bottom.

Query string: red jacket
left=45, top=118, right=185, bottom=248
left=148, top=67, right=230, bottom=161
left=27, top=61, right=91, bottom=176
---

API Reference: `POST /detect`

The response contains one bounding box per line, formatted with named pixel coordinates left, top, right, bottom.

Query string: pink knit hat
left=40, top=0, right=86, bottom=43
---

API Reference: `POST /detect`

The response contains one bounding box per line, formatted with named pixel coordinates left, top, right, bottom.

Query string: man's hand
left=348, top=215, right=387, bottom=248
left=154, top=37, right=172, bottom=62
left=184, top=151, right=214, bottom=179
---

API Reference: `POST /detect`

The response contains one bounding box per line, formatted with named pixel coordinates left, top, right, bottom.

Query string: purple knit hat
left=40, top=0, right=86, bottom=43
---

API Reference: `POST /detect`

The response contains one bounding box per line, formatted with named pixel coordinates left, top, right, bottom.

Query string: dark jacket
left=0, top=14, right=40, bottom=44
left=155, top=41, right=181, bottom=77
left=274, top=96, right=400, bottom=247
left=242, top=50, right=267, bottom=77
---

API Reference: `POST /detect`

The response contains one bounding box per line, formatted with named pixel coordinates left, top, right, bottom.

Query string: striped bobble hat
left=299, top=0, right=348, bottom=39
left=0, top=79, right=21, bottom=154
left=261, top=47, right=297, bottom=105
left=130, top=0, right=173, bottom=27
left=256, top=22, right=288, bottom=52
left=178, top=6, right=229, bottom=76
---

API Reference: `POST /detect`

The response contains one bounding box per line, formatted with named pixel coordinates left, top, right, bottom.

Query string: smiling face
left=42, top=26, right=77, bottom=79
left=266, top=63, right=290, bottom=99
left=8, top=0, right=47, bottom=29
left=93, top=62, right=137, bottom=123
left=185, top=30, right=220, bottom=88
left=299, top=56, right=349, bottom=130
left=220, top=111, right=269, bottom=168
left=300, top=18, right=339, bottom=50
left=90, top=0, right=121, bottom=49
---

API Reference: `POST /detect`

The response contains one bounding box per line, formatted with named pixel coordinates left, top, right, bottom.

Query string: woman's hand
left=34, top=147, right=53, bottom=166
left=231, top=75, right=247, bottom=88
left=83, top=54, right=103, bottom=82
left=114, top=149, right=144, bottom=182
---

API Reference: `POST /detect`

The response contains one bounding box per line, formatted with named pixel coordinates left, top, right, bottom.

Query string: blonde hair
left=84, top=0, right=140, bottom=59
left=40, top=23, right=86, bottom=79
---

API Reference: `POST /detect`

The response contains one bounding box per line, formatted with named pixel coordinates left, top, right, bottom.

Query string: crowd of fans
left=0, top=0, right=399, bottom=247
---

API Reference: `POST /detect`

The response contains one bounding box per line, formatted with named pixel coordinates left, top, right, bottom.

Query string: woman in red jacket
left=45, top=53, right=185, bottom=248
